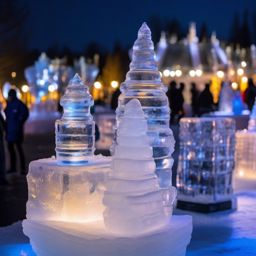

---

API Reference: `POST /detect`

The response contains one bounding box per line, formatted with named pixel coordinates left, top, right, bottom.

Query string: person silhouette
left=4, top=89, right=29, bottom=174
left=167, top=81, right=184, bottom=124
left=197, top=83, right=214, bottom=116
left=245, top=78, right=256, bottom=111
left=0, top=104, right=8, bottom=185
left=110, top=88, right=121, bottom=110
left=190, top=82, right=199, bottom=116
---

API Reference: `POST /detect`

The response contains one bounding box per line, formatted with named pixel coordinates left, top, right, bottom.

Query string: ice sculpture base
left=22, top=215, right=192, bottom=256
left=26, top=156, right=111, bottom=223
left=177, top=196, right=237, bottom=213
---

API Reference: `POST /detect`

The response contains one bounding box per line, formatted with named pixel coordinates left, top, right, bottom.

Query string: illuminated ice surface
left=22, top=215, right=192, bottom=256
left=26, top=157, right=110, bottom=223
left=1, top=192, right=256, bottom=256
left=234, top=101, right=256, bottom=191
left=104, top=99, right=176, bottom=236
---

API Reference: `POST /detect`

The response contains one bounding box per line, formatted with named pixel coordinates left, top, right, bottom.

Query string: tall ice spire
left=125, top=22, right=164, bottom=89
left=115, top=23, right=175, bottom=212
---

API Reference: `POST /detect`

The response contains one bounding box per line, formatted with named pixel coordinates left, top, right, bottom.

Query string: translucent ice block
left=26, top=156, right=111, bottom=223
left=177, top=117, right=235, bottom=203
left=235, top=130, right=256, bottom=183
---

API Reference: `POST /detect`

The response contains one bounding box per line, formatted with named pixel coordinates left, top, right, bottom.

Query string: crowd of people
left=166, top=78, right=256, bottom=124
left=167, top=80, right=214, bottom=124
left=0, top=89, right=29, bottom=186
left=1, top=78, right=256, bottom=185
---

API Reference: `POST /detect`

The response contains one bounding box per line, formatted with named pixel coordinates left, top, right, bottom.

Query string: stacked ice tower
left=104, top=99, right=172, bottom=235
left=24, top=74, right=110, bottom=223
left=116, top=23, right=175, bottom=209
left=235, top=99, right=256, bottom=187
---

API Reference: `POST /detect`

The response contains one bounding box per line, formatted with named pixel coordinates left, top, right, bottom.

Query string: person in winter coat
left=4, top=89, right=29, bottom=174
left=197, top=83, right=214, bottom=116
left=0, top=104, right=8, bottom=185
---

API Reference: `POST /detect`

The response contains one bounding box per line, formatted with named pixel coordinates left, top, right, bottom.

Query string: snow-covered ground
left=0, top=191, right=255, bottom=256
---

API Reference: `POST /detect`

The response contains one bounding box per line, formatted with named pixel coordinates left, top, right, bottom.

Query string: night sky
left=25, top=0, right=256, bottom=51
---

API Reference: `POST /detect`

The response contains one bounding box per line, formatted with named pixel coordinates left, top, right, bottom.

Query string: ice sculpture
left=218, top=82, right=234, bottom=113
left=24, top=74, right=110, bottom=223
left=23, top=99, right=192, bottom=256
left=248, top=99, right=256, bottom=131
left=116, top=23, right=175, bottom=208
left=177, top=117, right=236, bottom=212
left=22, top=26, right=192, bottom=256
left=235, top=99, right=256, bottom=189
left=56, top=74, right=95, bottom=164
left=104, top=99, right=173, bottom=235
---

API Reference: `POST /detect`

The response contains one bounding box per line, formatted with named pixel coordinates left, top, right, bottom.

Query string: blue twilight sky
left=25, top=0, right=256, bottom=51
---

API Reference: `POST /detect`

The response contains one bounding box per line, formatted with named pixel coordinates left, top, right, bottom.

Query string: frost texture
left=116, top=23, right=175, bottom=207
left=104, top=99, right=175, bottom=236
left=55, top=74, right=95, bottom=164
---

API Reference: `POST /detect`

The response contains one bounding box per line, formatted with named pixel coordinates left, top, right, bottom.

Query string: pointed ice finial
left=124, top=99, right=144, bottom=118
left=211, top=31, right=218, bottom=45
left=188, top=22, right=198, bottom=43
left=69, top=73, right=83, bottom=86
left=60, top=73, right=93, bottom=119
left=159, top=31, right=167, bottom=48
left=125, top=22, right=161, bottom=83
left=138, top=22, right=151, bottom=38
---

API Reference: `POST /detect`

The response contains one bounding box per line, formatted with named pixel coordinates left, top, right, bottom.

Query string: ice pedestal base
left=26, top=157, right=111, bottom=222
left=22, top=215, right=192, bottom=256
left=177, top=196, right=237, bottom=213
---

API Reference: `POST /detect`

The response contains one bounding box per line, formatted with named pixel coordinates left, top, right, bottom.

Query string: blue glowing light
left=0, top=243, right=36, bottom=256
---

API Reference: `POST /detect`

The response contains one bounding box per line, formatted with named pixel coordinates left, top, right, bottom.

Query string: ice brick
left=26, top=156, right=111, bottom=223
left=177, top=117, right=235, bottom=203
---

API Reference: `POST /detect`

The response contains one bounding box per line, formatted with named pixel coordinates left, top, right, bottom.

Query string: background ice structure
left=115, top=23, right=175, bottom=211
left=218, top=82, right=234, bottom=114
left=104, top=99, right=176, bottom=236
left=235, top=100, right=256, bottom=190
left=177, top=117, right=236, bottom=206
